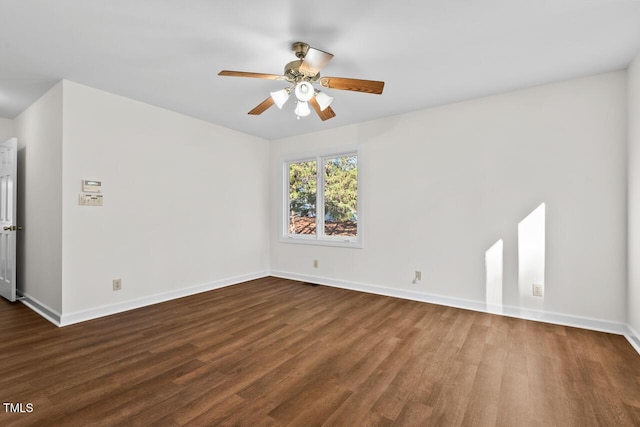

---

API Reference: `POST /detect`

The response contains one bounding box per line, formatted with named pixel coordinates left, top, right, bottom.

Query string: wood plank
left=0, top=277, right=639, bottom=426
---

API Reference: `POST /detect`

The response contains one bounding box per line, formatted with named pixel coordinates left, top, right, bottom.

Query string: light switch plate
left=79, top=194, right=103, bottom=206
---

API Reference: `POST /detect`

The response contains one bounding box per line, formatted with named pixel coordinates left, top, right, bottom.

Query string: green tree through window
left=288, top=160, right=317, bottom=235
left=287, top=153, right=358, bottom=239
left=324, top=155, right=357, bottom=236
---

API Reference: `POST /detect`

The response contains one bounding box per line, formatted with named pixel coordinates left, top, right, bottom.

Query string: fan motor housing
left=284, top=59, right=319, bottom=82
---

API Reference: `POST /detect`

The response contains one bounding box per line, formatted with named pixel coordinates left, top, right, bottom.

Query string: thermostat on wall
left=82, top=180, right=102, bottom=193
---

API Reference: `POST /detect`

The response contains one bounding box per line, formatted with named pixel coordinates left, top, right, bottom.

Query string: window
left=283, top=148, right=361, bottom=247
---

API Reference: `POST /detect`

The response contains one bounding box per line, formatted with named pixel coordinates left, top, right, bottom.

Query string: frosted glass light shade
left=294, top=101, right=311, bottom=117
left=315, top=91, right=333, bottom=111
left=294, top=81, right=314, bottom=102
left=270, top=88, right=290, bottom=109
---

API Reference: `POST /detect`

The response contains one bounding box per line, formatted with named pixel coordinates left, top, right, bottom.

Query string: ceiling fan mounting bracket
left=291, top=42, right=310, bottom=59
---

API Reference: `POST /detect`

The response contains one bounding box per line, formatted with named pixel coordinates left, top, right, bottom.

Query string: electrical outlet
left=113, top=279, right=122, bottom=291
left=532, top=283, right=543, bottom=297
left=313, top=259, right=318, bottom=268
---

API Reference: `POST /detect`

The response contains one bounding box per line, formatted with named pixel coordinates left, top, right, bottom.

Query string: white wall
left=270, top=71, right=628, bottom=323
left=11, top=71, right=632, bottom=331
left=0, top=118, right=14, bottom=141
left=629, top=55, right=640, bottom=335
left=13, top=82, right=64, bottom=313
left=60, top=81, right=269, bottom=314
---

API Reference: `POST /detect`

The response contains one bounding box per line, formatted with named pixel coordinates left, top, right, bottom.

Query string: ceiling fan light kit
left=294, top=81, right=314, bottom=102
left=218, top=42, right=384, bottom=122
left=294, top=101, right=311, bottom=119
left=315, top=91, right=333, bottom=112
left=270, top=88, right=290, bottom=109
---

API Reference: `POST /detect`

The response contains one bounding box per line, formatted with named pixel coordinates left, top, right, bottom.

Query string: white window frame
left=281, top=146, right=363, bottom=248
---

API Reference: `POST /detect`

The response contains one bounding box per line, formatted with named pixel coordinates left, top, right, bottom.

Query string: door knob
left=3, top=226, right=12, bottom=231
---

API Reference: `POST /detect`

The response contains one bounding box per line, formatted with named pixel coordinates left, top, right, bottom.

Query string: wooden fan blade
left=218, top=70, right=284, bottom=80
left=248, top=97, right=275, bottom=115
left=320, top=77, right=384, bottom=94
left=299, top=47, right=334, bottom=76
left=309, top=96, right=336, bottom=121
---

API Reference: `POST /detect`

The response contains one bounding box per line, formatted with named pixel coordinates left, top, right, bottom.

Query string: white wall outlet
left=313, top=259, right=318, bottom=268
left=532, top=283, right=543, bottom=297
left=113, top=279, right=122, bottom=291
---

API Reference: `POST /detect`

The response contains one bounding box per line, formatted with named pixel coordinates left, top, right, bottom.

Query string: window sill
left=279, top=236, right=363, bottom=249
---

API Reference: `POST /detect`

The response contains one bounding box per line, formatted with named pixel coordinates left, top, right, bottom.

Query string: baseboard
left=270, top=270, right=635, bottom=349
left=58, top=271, right=269, bottom=326
left=625, top=325, right=640, bottom=355
left=17, top=269, right=640, bottom=357
left=18, top=292, right=62, bottom=327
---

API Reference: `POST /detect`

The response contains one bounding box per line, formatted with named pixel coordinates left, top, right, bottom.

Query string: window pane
left=324, top=155, right=357, bottom=237
left=289, top=160, right=317, bottom=235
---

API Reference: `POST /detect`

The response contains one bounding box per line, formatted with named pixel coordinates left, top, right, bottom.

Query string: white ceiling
left=1, top=0, right=640, bottom=140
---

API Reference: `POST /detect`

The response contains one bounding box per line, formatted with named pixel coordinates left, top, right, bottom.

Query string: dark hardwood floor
left=1, top=277, right=639, bottom=426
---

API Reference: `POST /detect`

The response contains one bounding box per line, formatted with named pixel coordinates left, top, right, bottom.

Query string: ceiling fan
left=218, top=42, right=384, bottom=121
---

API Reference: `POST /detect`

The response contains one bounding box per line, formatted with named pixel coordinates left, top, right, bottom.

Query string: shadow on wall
left=485, top=203, right=546, bottom=312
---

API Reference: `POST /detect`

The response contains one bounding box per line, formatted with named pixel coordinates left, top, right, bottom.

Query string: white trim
left=625, top=324, right=640, bottom=355
left=16, top=270, right=640, bottom=357
left=18, top=292, right=62, bottom=326
left=280, top=145, right=361, bottom=163
left=58, top=271, right=269, bottom=326
left=270, top=270, right=633, bottom=339
left=280, top=235, right=363, bottom=249
left=281, top=146, right=363, bottom=248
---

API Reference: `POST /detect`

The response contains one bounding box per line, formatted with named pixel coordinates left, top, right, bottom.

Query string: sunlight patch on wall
left=518, top=203, right=546, bottom=310
left=485, top=239, right=504, bottom=314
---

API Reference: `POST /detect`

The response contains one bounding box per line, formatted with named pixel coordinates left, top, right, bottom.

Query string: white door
left=0, top=138, right=17, bottom=302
